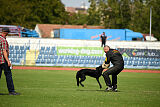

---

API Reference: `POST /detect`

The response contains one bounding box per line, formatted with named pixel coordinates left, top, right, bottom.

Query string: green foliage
left=0, top=0, right=159, bottom=40
left=87, top=0, right=101, bottom=25
left=0, top=69, right=160, bottom=107
left=88, top=0, right=160, bottom=40
left=0, top=0, right=68, bottom=29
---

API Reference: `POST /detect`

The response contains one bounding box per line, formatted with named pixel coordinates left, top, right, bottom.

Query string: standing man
left=0, top=27, right=20, bottom=95
left=102, top=45, right=124, bottom=92
left=100, top=32, right=107, bottom=47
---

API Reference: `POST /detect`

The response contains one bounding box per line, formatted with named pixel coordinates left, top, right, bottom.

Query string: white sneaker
left=105, top=87, right=112, bottom=92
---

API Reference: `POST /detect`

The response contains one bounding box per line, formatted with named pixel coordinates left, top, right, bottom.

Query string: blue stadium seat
left=9, top=54, right=13, bottom=58
left=20, top=50, right=25, bottom=54
left=73, top=60, right=78, bottom=64
left=46, top=47, right=50, bottom=51
left=138, top=57, right=144, bottom=61
left=20, top=46, right=24, bottom=50
left=64, top=55, right=70, bottom=60
left=48, top=54, right=53, bottom=59
left=91, top=56, right=96, bottom=60
left=70, top=55, right=74, bottom=60
left=143, top=61, right=149, bottom=66
left=149, top=62, right=156, bottom=66
left=36, top=59, right=40, bottom=64
left=138, top=61, right=143, bottom=66
left=40, top=59, right=45, bottom=64
left=49, top=50, right=55, bottom=55
left=51, top=47, right=56, bottom=51
left=80, top=56, right=85, bottom=60
left=11, top=58, right=16, bottom=63
left=38, top=54, right=42, bottom=59
left=63, top=59, right=68, bottom=64
left=44, top=51, right=50, bottom=55
left=59, top=55, right=64, bottom=59
left=156, top=61, right=160, bottom=67
left=79, top=60, right=84, bottom=64
left=74, top=56, right=80, bottom=60
left=95, top=60, right=101, bottom=65
left=128, top=57, right=133, bottom=61
left=15, top=46, right=19, bottom=50
left=13, top=54, right=17, bottom=58
left=149, top=58, right=155, bottom=62
left=40, top=50, right=44, bottom=54
left=18, top=54, right=23, bottom=58
left=133, top=61, right=138, bottom=66
left=53, top=55, right=58, bottom=59
left=84, top=60, right=89, bottom=64
left=15, top=59, right=20, bottom=63
left=25, top=46, right=30, bottom=50
left=57, top=59, right=62, bottom=64
left=10, top=50, right=14, bottom=54
left=16, top=50, right=20, bottom=54
left=133, top=57, right=139, bottom=61
left=143, top=58, right=150, bottom=62
left=89, top=60, right=95, bottom=64
left=44, top=54, right=48, bottom=59
left=123, top=57, right=128, bottom=61
left=52, top=59, right=57, bottom=64
left=124, top=61, right=127, bottom=65
left=127, top=61, right=132, bottom=66
left=154, top=58, right=159, bottom=62
left=68, top=60, right=73, bottom=64
left=47, top=59, right=51, bottom=64
left=9, top=45, right=14, bottom=50
left=40, top=47, right=45, bottom=50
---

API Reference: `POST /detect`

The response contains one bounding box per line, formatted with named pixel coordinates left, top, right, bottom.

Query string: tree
left=87, top=0, right=101, bottom=25
left=150, top=0, right=160, bottom=40
left=0, top=0, right=68, bottom=29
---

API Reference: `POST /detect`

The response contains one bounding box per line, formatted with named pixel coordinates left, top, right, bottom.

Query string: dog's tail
left=76, top=73, right=79, bottom=87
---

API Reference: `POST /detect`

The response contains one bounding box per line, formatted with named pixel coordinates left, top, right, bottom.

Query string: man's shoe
left=9, top=92, right=20, bottom=95
left=112, top=88, right=118, bottom=92
left=104, top=87, right=112, bottom=92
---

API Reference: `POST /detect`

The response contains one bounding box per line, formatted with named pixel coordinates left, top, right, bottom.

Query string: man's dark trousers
left=102, top=66, right=124, bottom=89
left=101, top=40, right=106, bottom=47
left=0, top=62, right=15, bottom=92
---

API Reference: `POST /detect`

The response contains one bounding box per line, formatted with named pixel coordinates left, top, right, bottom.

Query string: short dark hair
left=104, top=45, right=110, bottom=49
left=2, top=27, right=10, bottom=33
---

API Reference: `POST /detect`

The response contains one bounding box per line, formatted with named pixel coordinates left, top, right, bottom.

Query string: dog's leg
left=76, top=74, right=80, bottom=87
left=96, top=78, right=102, bottom=89
left=80, top=75, right=86, bottom=87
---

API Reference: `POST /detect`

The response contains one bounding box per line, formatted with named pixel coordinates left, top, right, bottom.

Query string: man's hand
left=7, top=61, right=11, bottom=67
left=3, top=50, right=11, bottom=66
left=102, top=62, right=110, bottom=69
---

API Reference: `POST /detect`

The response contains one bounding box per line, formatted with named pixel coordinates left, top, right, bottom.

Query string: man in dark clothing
left=102, top=45, right=124, bottom=92
left=0, top=27, right=20, bottom=95
left=100, top=32, right=107, bottom=47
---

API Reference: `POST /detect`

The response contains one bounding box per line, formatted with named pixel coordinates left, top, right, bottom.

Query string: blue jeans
left=0, top=62, right=15, bottom=92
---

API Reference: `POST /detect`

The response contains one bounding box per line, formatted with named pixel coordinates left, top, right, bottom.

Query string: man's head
left=2, top=27, right=10, bottom=36
left=103, top=45, right=110, bottom=53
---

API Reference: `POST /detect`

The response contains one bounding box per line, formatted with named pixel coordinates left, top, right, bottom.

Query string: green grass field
left=0, top=69, right=160, bottom=107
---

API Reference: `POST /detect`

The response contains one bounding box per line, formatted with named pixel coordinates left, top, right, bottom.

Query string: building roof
left=35, top=24, right=104, bottom=38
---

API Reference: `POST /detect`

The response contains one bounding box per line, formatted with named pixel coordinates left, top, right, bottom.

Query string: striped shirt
left=0, top=35, right=9, bottom=64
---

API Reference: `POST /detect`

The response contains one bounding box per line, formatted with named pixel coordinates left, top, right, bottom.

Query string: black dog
left=76, top=65, right=104, bottom=89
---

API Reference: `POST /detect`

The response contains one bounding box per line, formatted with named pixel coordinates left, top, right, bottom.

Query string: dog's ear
left=96, top=65, right=101, bottom=70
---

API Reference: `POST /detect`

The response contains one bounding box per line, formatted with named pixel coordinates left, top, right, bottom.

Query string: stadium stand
left=6, top=37, right=160, bottom=69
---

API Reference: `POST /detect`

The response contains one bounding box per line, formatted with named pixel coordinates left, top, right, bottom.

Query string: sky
left=61, top=0, right=90, bottom=8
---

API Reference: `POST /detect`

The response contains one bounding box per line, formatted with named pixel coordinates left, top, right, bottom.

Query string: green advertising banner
left=57, top=47, right=104, bottom=56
